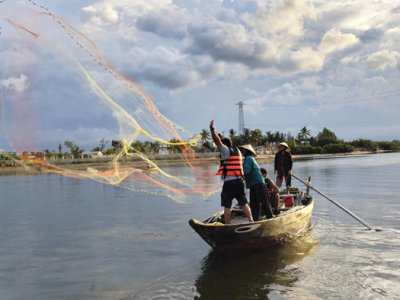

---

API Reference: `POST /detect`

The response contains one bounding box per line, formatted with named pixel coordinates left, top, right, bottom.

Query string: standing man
left=210, top=120, right=253, bottom=224
left=274, top=142, right=293, bottom=193
left=239, top=145, right=274, bottom=221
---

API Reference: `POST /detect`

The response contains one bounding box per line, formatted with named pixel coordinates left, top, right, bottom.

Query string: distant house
left=81, top=151, right=103, bottom=158
left=158, top=144, right=169, bottom=155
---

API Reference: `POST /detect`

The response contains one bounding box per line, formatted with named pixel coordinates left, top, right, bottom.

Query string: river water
left=1, top=152, right=399, bottom=299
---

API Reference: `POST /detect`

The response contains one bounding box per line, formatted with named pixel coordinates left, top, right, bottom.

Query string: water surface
left=1, top=152, right=399, bottom=299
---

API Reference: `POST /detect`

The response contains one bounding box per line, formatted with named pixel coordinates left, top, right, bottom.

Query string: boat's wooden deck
left=230, top=205, right=305, bottom=224
left=204, top=188, right=310, bottom=225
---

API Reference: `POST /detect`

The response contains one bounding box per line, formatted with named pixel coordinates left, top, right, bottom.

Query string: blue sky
left=1, top=0, right=400, bottom=152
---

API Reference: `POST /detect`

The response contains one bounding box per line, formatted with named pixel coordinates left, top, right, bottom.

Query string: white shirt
left=220, top=144, right=241, bottom=181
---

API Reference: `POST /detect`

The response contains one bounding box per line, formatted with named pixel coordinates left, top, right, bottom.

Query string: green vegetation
left=199, top=126, right=400, bottom=155
left=2, top=128, right=399, bottom=162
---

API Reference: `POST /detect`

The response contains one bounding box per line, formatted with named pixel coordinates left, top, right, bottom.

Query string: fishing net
left=0, top=1, right=220, bottom=203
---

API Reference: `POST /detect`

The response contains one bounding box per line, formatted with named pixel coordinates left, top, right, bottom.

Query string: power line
left=246, top=118, right=400, bottom=132
left=245, top=92, right=400, bottom=107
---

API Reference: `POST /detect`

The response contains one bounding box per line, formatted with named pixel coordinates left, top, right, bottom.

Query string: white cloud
left=340, top=56, right=360, bottom=65
left=242, top=0, right=319, bottom=47
left=126, top=46, right=225, bottom=90
left=186, top=19, right=277, bottom=67
left=319, top=28, right=359, bottom=54
left=1, top=74, right=29, bottom=92
left=135, top=7, right=189, bottom=38
left=244, top=87, right=260, bottom=97
left=362, top=76, right=391, bottom=94
left=279, top=47, right=324, bottom=75
left=365, top=50, right=400, bottom=71
left=80, top=0, right=187, bottom=39
left=244, top=82, right=300, bottom=112
left=81, top=3, right=118, bottom=25
left=81, top=0, right=172, bottom=24
left=315, top=2, right=393, bottom=31
left=2, top=0, right=400, bottom=145
left=385, top=26, right=400, bottom=38
left=296, top=76, right=321, bottom=92
left=186, top=18, right=324, bottom=77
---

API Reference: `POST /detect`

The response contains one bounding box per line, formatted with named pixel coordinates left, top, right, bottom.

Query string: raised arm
left=210, top=119, right=222, bottom=151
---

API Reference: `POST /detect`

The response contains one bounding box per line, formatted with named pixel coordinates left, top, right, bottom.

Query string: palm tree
left=64, top=140, right=84, bottom=158
left=273, top=131, right=286, bottom=144
left=300, top=126, right=311, bottom=141
left=241, top=128, right=251, bottom=144
left=265, top=131, right=274, bottom=146
left=131, top=140, right=144, bottom=152
left=249, top=129, right=263, bottom=147
left=229, top=128, right=237, bottom=140
left=296, top=133, right=303, bottom=143
left=229, top=128, right=241, bottom=146
left=150, top=141, right=161, bottom=154
left=200, top=129, right=210, bottom=143
left=99, top=138, right=109, bottom=153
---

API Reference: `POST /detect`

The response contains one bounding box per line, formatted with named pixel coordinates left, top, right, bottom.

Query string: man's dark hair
left=260, top=167, right=267, bottom=175
left=221, top=137, right=232, bottom=147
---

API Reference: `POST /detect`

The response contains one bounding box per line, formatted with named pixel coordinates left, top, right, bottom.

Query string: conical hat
left=276, top=142, right=290, bottom=151
left=238, top=144, right=257, bottom=157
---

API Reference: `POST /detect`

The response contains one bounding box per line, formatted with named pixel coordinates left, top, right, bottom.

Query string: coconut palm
left=229, top=128, right=237, bottom=140
left=265, top=131, right=274, bottom=146
left=64, top=140, right=84, bottom=158
left=241, top=128, right=251, bottom=144
left=273, top=131, right=286, bottom=144
left=249, top=129, right=263, bottom=147
left=300, top=126, right=311, bottom=141
left=200, top=129, right=210, bottom=143
left=296, top=133, right=303, bottom=143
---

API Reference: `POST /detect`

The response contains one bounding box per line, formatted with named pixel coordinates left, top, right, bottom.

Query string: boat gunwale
left=189, top=197, right=314, bottom=230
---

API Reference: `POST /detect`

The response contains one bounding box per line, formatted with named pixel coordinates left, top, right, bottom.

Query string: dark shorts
left=276, top=171, right=292, bottom=187
left=221, top=179, right=247, bottom=208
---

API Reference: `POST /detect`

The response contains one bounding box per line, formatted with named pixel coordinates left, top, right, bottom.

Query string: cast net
left=0, top=1, right=220, bottom=203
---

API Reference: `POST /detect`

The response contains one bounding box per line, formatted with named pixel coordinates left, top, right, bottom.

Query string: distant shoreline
left=0, top=150, right=393, bottom=176
left=257, top=150, right=388, bottom=160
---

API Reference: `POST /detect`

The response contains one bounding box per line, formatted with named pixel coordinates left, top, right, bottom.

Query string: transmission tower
left=236, top=101, right=245, bottom=135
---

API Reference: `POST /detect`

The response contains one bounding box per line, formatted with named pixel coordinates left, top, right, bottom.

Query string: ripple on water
left=294, top=222, right=400, bottom=300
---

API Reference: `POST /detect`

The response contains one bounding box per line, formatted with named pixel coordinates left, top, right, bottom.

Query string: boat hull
left=189, top=199, right=314, bottom=255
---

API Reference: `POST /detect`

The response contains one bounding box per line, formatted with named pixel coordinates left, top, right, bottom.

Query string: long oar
left=292, top=173, right=381, bottom=231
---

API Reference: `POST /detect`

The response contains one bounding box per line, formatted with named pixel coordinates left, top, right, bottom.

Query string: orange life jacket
left=216, top=146, right=244, bottom=179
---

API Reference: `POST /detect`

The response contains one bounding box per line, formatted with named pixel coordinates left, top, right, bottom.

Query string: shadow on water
left=194, top=229, right=320, bottom=300
left=131, top=228, right=319, bottom=300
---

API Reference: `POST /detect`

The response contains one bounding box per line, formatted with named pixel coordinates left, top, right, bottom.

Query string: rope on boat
left=205, top=210, right=223, bottom=224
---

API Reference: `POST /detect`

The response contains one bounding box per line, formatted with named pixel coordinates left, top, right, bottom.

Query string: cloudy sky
left=1, top=0, right=400, bottom=151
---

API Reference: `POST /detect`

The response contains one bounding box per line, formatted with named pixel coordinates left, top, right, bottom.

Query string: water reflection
left=194, top=229, right=320, bottom=300
left=130, top=229, right=320, bottom=300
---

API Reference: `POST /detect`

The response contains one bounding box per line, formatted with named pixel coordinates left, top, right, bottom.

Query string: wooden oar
left=292, top=173, right=381, bottom=231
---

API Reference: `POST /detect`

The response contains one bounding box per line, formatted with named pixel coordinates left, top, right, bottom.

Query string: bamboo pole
left=292, top=173, right=381, bottom=231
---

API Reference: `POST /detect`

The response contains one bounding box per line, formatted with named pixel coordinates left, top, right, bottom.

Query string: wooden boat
left=189, top=187, right=314, bottom=255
